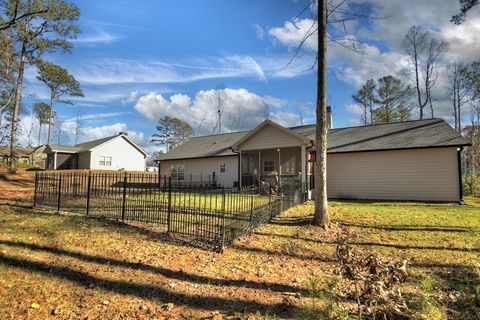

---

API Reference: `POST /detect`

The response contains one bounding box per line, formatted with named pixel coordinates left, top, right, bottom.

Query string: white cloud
left=269, top=111, right=302, bottom=127
left=68, top=56, right=269, bottom=85
left=268, top=18, right=317, bottom=51
left=63, top=112, right=126, bottom=122
left=71, top=30, right=123, bottom=45
left=134, top=88, right=304, bottom=135
left=224, top=55, right=267, bottom=82
left=122, top=90, right=140, bottom=104
left=251, top=24, right=265, bottom=40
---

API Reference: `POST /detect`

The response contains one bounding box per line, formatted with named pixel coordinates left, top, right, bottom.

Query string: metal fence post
left=57, top=173, right=62, bottom=212
left=220, top=186, right=226, bottom=252
left=33, top=172, right=38, bottom=208
left=269, top=183, right=273, bottom=220
left=249, top=188, right=254, bottom=223
left=121, top=172, right=127, bottom=221
left=86, top=172, right=92, bottom=215
left=167, top=177, right=172, bottom=233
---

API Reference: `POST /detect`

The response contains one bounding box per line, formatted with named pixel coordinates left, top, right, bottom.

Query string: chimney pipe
left=327, top=106, right=333, bottom=129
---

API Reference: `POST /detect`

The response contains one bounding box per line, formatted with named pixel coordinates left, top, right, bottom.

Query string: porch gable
left=234, top=120, right=309, bottom=150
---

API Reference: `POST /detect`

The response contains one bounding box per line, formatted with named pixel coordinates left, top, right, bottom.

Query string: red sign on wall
left=308, top=151, right=316, bottom=162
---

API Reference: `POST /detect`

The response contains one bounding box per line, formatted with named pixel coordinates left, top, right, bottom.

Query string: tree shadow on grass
left=269, top=215, right=314, bottom=226
left=0, top=240, right=308, bottom=297
left=0, top=253, right=300, bottom=317
left=230, top=242, right=336, bottom=263
left=339, top=222, right=477, bottom=233
left=424, top=265, right=479, bottom=319
left=252, top=231, right=480, bottom=253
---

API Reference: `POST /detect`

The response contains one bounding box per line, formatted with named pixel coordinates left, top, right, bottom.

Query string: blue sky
left=19, top=0, right=480, bottom=154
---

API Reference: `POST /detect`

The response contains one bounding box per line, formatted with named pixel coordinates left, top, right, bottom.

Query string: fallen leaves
left=30, top=302, right=40, bottom=309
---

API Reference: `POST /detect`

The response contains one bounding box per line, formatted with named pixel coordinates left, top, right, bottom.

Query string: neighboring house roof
left=45, top=133, right=147, bottom=156
left=47, top=144, right=82, bottom=153
left=157, top=131, right=249, bottom=161
left=0, top=146, right=33, bottom=157
left=157, top=118, right=469, bottom=161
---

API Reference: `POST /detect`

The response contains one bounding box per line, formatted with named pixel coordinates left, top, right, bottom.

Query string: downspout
left=457, top=147, right=464, bottom=204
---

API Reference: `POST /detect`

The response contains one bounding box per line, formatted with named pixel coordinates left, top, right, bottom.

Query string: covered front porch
left=239, top=146, right=310, bottom=189
left=232, top=120, right=315, bottom=195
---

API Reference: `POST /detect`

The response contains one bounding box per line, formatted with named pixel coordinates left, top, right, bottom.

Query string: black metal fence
left=34, top=171, right=306, bottom=250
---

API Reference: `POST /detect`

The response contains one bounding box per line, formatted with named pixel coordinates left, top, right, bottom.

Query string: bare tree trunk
left=312, top=0, right=329, bottom=228
left=457, top=90, right=462, bottom=133
left=429, top=95, right=434, bottom=118
left=47, top=97, right=54, bottom=145
left=37, top=123, right=42, bottom=146
left=453, top=85, right=458, bottom=131
left=411, top=41, right=424, bottom=120
left=9, top=40, right=27, bottom=173
left=369, top=102, right=373, bottom=125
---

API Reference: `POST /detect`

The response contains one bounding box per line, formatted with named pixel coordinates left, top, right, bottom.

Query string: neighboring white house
left=157, top=116, right=469, bottom=202
left=45, top=133, right=147, bottom=171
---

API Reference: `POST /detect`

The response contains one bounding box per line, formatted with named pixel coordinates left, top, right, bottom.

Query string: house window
left=219, top=162, right=226, bottom=173
left=99, top=156, right=112, bottom=166
left=263, top=160, right=274, bottom=172
left=171, top=164, right=185, bottom=181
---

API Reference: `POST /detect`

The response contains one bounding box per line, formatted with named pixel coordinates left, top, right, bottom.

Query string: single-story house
left=157, top=116, right=469, bottom=202
left=45, top=132, right=147, bottom=171
left=0, top=146, right=35, bottom=165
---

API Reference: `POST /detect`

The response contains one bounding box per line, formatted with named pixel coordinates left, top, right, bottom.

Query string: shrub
left=335, top=232, right=409, bottom=320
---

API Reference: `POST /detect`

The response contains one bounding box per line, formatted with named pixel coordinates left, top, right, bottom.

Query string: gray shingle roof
left=46, top=134, right=147, bottom=156
left=291, top=118, right=468, bottom=153
left=157, top=118, right=468, bottom=161
left=0, top=146, right=33, bottom=157
left=48, top=144, right=82, bottom=153
left=74, top=135, right=120, bottom=151
left=157, top=131, right=249, bottom=161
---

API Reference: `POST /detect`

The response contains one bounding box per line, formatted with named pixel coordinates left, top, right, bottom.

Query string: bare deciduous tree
left=290, top=0, right=378, bottom=228
left=403, top=26, right=446, bottom=120
left=312, top=0, right=329, bottom=228
left=448, top=62, right=470, bottom=132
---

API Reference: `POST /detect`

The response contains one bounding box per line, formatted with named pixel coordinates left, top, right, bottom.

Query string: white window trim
left=219, top=162, right=226, bottom=173
left=99, top=156, right=112, bottom=166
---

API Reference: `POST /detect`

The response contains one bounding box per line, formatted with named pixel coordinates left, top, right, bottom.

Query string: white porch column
left=301, top=145, right=306, bottom=189
left=258, top=149, right=261, bottom=184
left=239, top=150, right=242, bottom=188
left=277, top=148, right=281, bottom=186
left=53, top=152, right=57, bottom=170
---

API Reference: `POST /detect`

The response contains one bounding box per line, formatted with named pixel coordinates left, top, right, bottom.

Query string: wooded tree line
left=0, top=0, right=83, bottom=172
left=352, top=25, right=480, bottom=130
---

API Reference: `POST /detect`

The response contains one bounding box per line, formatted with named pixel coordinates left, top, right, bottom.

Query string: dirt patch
left=0, top=169, right=35, bottom=205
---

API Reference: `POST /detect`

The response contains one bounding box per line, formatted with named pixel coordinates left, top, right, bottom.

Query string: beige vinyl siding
left=239, top=124, right=303, bottom=150
left=160, top=156, right=238, bottom=187
left=327, top=147, right=460, bottom=202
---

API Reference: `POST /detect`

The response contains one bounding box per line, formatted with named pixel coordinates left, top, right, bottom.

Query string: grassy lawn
left=1, top=170, right=479, bottom=319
